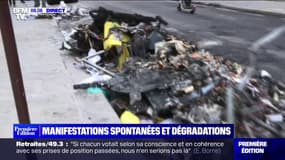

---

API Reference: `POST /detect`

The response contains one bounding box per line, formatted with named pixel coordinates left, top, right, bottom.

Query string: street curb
left=193, top=2, right=285, bottom=18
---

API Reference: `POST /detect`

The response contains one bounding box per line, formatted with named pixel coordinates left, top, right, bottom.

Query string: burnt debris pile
left=58, top=7, right=285, bottom=138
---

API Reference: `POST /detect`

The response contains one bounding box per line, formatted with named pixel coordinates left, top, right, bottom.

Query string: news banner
left=0, top=124, right=282, bottom=160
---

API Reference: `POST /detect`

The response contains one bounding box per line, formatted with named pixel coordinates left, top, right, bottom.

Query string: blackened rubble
left=57, top=7, right=285, bottom=138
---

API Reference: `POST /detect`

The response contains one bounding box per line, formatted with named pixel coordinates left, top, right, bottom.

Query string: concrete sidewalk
left=195, top=0, right=285, bottom=16
left=0, top=3, right=119, bottom=138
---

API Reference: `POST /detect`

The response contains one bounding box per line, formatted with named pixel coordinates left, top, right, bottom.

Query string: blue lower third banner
left=4, top=124, right=284, bottom=160
left=7, top=124, right=234, bottom=160
left=1, top=139, right=233, bottom=160
left=13, top=124, right=234, bottom=139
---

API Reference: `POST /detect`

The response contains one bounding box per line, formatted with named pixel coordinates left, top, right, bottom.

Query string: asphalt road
left=81, top=1, right=285, bottom=81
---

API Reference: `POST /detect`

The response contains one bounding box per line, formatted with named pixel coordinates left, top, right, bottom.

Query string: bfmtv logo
left=13, top=8, right=29, bottom=20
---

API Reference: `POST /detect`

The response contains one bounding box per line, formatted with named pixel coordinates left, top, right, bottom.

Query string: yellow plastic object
left=117, top=46, right=130, bottom=71
left=103, top=21, right=130, bottom=49
left=120, top=111, right=140, bottom=124
left=103, top=21, right=130, bottom=70
left=104, top=21, right=121, bottom=50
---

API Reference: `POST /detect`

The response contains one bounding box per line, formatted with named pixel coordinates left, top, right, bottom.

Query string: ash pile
left=60, top=7, right=285, bottom=138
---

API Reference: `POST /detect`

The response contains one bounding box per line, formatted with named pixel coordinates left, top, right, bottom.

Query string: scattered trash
left=120, top=110, right=141, bottom=124
left=57, top=7, right=285, bottom=138
left=87, top=87, right=104, bottom=95
left=266, top=114, right=283, bottom=123
left=261, top=69, right=272, bottom=79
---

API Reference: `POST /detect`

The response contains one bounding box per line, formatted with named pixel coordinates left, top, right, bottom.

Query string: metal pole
left=0, top=0, right=31, bottom=124
left=83, top=59, right=115, bottom=76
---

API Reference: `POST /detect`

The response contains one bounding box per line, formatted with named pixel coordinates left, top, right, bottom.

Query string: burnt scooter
left=177, top=0, right=196, bottom=14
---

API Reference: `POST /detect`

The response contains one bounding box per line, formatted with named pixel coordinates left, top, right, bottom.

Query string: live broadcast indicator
left=42, top=8, right=66, bottom=13
left=13, top=8, right=66, bottom=13
left=12, top=7, right=66, bottom=20
left=31, top=8, right=66, bottom=13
